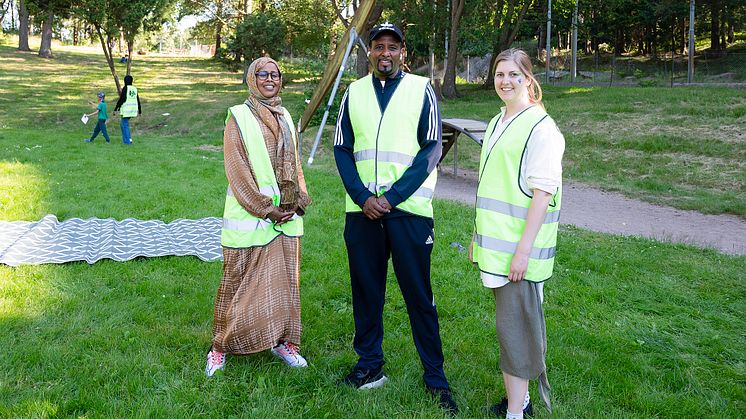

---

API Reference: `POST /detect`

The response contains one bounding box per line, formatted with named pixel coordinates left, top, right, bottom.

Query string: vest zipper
left=374, top=81, right=386, bottom=195
left=374, top=114, right=384, bottom=194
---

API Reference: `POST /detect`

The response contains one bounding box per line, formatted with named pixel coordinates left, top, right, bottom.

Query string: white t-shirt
left=480, top=106, right=565, bottom=294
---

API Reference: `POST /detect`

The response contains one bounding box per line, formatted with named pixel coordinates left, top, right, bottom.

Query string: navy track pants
left=343, top=213, right=449, bottom=389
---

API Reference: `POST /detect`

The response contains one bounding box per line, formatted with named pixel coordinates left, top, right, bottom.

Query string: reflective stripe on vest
left=344, top=74, right=437, bottom=218
left=472, top=106, right=562, bottom=282
left=475, top=234, right=556, bottom=260
left=476, top=196, right=561, bottom=224
left=221, top=104, right=303, bottom=248
left=362, top=181, right=434, bottom=199
left=121, top=86, right=138, bottom=118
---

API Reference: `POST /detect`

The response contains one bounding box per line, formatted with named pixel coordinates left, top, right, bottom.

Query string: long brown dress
left=211, top=115, right=311, bottom=354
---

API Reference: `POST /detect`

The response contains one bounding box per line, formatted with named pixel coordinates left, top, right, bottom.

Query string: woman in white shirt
left=471, top=48, right=565, bottom=419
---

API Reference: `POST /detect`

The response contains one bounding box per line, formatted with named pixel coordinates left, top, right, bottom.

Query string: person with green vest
left=113, top=74, right=141, bottom=145
left=471, top=49, right=565, bottom=419
left=333, top=22, right=458, bottom=415
left=205, top=57, right=312, bottom=377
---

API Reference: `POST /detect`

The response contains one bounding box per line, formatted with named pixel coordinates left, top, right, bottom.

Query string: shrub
left=303, top=83, right=347, bottom=127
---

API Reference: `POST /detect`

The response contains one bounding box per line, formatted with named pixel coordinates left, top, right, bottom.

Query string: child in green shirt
left=84, top=91, right=111, bottom=143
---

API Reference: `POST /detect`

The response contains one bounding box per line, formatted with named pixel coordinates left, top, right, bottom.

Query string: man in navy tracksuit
left=334, top=22, right=458, bottom=415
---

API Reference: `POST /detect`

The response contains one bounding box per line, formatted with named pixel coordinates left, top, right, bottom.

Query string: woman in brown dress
left=205, top=57, right=311, bottom=376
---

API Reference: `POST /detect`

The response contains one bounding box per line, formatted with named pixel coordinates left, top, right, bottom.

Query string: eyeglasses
left=256, top=71, right=281, bottom=81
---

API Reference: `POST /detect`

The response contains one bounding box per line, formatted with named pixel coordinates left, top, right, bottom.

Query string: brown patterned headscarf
left=245, top=57, right=299, bottom=211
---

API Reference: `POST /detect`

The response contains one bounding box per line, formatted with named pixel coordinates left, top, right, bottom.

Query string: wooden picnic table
left=440, top=118, right=488, bottom=175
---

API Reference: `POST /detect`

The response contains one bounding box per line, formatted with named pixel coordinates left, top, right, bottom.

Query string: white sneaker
left=205, top=349, right=226, bottom=377
left=271, top=341, right=308, bottom=368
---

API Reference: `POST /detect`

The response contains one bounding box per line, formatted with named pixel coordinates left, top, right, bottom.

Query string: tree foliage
left=379, top=0, right=450, bottom=67
left=73, top=0, right=176, bottom=92
left=27, top=0, right=73, bottom=57
left=227, top=10, right=285, bottom=83
left=277, top=0, right=335, bottom=56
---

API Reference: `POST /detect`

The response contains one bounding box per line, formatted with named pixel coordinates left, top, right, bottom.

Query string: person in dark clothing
left=333, top=22, right=458, bottom=416
left=113, top=75, right=141, bottom=145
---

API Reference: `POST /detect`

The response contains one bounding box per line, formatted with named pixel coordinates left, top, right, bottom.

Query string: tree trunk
left=615, top=29, right=625, bottom=56
left=0, top=1, right=9, bottom=25
left=73, top=20, right=79, bottom=46
left=95, top=24, right=122, bottom=94
left=11, top=0, right=16, bottom=31
left=638, top=28, right=644, bottom=54
left=355, top=42, right=368, bottom=77
left=242, top=60, right=250, bottom=85
left=720, top=7, right=727, bottom=50
left=356, top=3, right=383, bottom=78
left=126, top=39, right=134, bottom=76
left=38, top=9, right=54, bottom=58
left=483, top=0, right=530, bottom=89
left=710, top=1, right=720, bottom=51
left=536, top=0, right=545, bottom=51
left=727, top=20, right=734, bottom=44
left=214, top=0, right=223, bottom=56
left=431, top=78, right=443, bottom=101
left=441, top=0, right=465, bottom=99
left=18, top=0, right=31, bottom=51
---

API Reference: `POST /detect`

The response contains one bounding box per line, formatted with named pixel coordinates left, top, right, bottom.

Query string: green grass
left=439, top=84, right=746, bottom=218
left=1, top=40, right=745, bottom=417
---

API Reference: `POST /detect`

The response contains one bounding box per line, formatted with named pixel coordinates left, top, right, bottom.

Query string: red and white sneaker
left=205, top=349, right=226, bottom=377
left=271, top=341, right=308, bottom=368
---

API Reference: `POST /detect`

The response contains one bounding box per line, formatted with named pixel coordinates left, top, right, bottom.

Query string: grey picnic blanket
left=0, top=214, right=223, bottom=266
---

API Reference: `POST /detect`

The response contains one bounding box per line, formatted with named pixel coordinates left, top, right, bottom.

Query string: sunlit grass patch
left=0, top=160, right=50, bottom=220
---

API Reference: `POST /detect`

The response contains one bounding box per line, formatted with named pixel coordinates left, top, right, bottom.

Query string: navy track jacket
left=334, top=71, right=442, bottom=218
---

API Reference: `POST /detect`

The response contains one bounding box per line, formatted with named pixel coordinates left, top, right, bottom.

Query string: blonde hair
left=494, top=48, right=543, bottom=107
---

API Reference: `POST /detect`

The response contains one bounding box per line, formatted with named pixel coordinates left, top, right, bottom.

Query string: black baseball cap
left=368, top=22, right=404, bottom=45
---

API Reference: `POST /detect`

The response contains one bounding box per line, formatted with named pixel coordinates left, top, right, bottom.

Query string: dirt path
left=435, top=171, right=746, bottom=256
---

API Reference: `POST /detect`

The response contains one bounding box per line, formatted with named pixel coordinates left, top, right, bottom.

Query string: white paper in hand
left=81, top=114, right=89, bottom=124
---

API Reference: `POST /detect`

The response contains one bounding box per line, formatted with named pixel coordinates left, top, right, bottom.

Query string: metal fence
left=541, top=50, right=746, bottom=87
left=453, top=49, right=746, bottom=87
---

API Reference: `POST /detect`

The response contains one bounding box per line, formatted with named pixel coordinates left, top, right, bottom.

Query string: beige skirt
left=211, top=235, right=302, bottom=354
left=493, top=280, right=551, bottom=412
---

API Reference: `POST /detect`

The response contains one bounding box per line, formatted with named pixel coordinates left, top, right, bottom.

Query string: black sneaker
left=489, top=397, right=533, bottom=417
left=342, top=365, right=388, bottom=389
left=427, top=387, right=459, bottom=416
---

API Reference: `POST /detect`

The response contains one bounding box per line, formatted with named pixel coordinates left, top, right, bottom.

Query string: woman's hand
left=267, top=207, right=294, bottom=225
left=509, top=189, right=553, bottom=282
left=508, top=251, right=529, bottom=282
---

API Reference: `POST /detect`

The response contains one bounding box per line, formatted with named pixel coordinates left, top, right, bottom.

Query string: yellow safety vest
left=221, top=104, right=303, bottom=248
left=472, top=106, right=562, bottom=281
left=121, top=86, right=138, bottom=118
left=345, top=74, right=437, bottom=218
